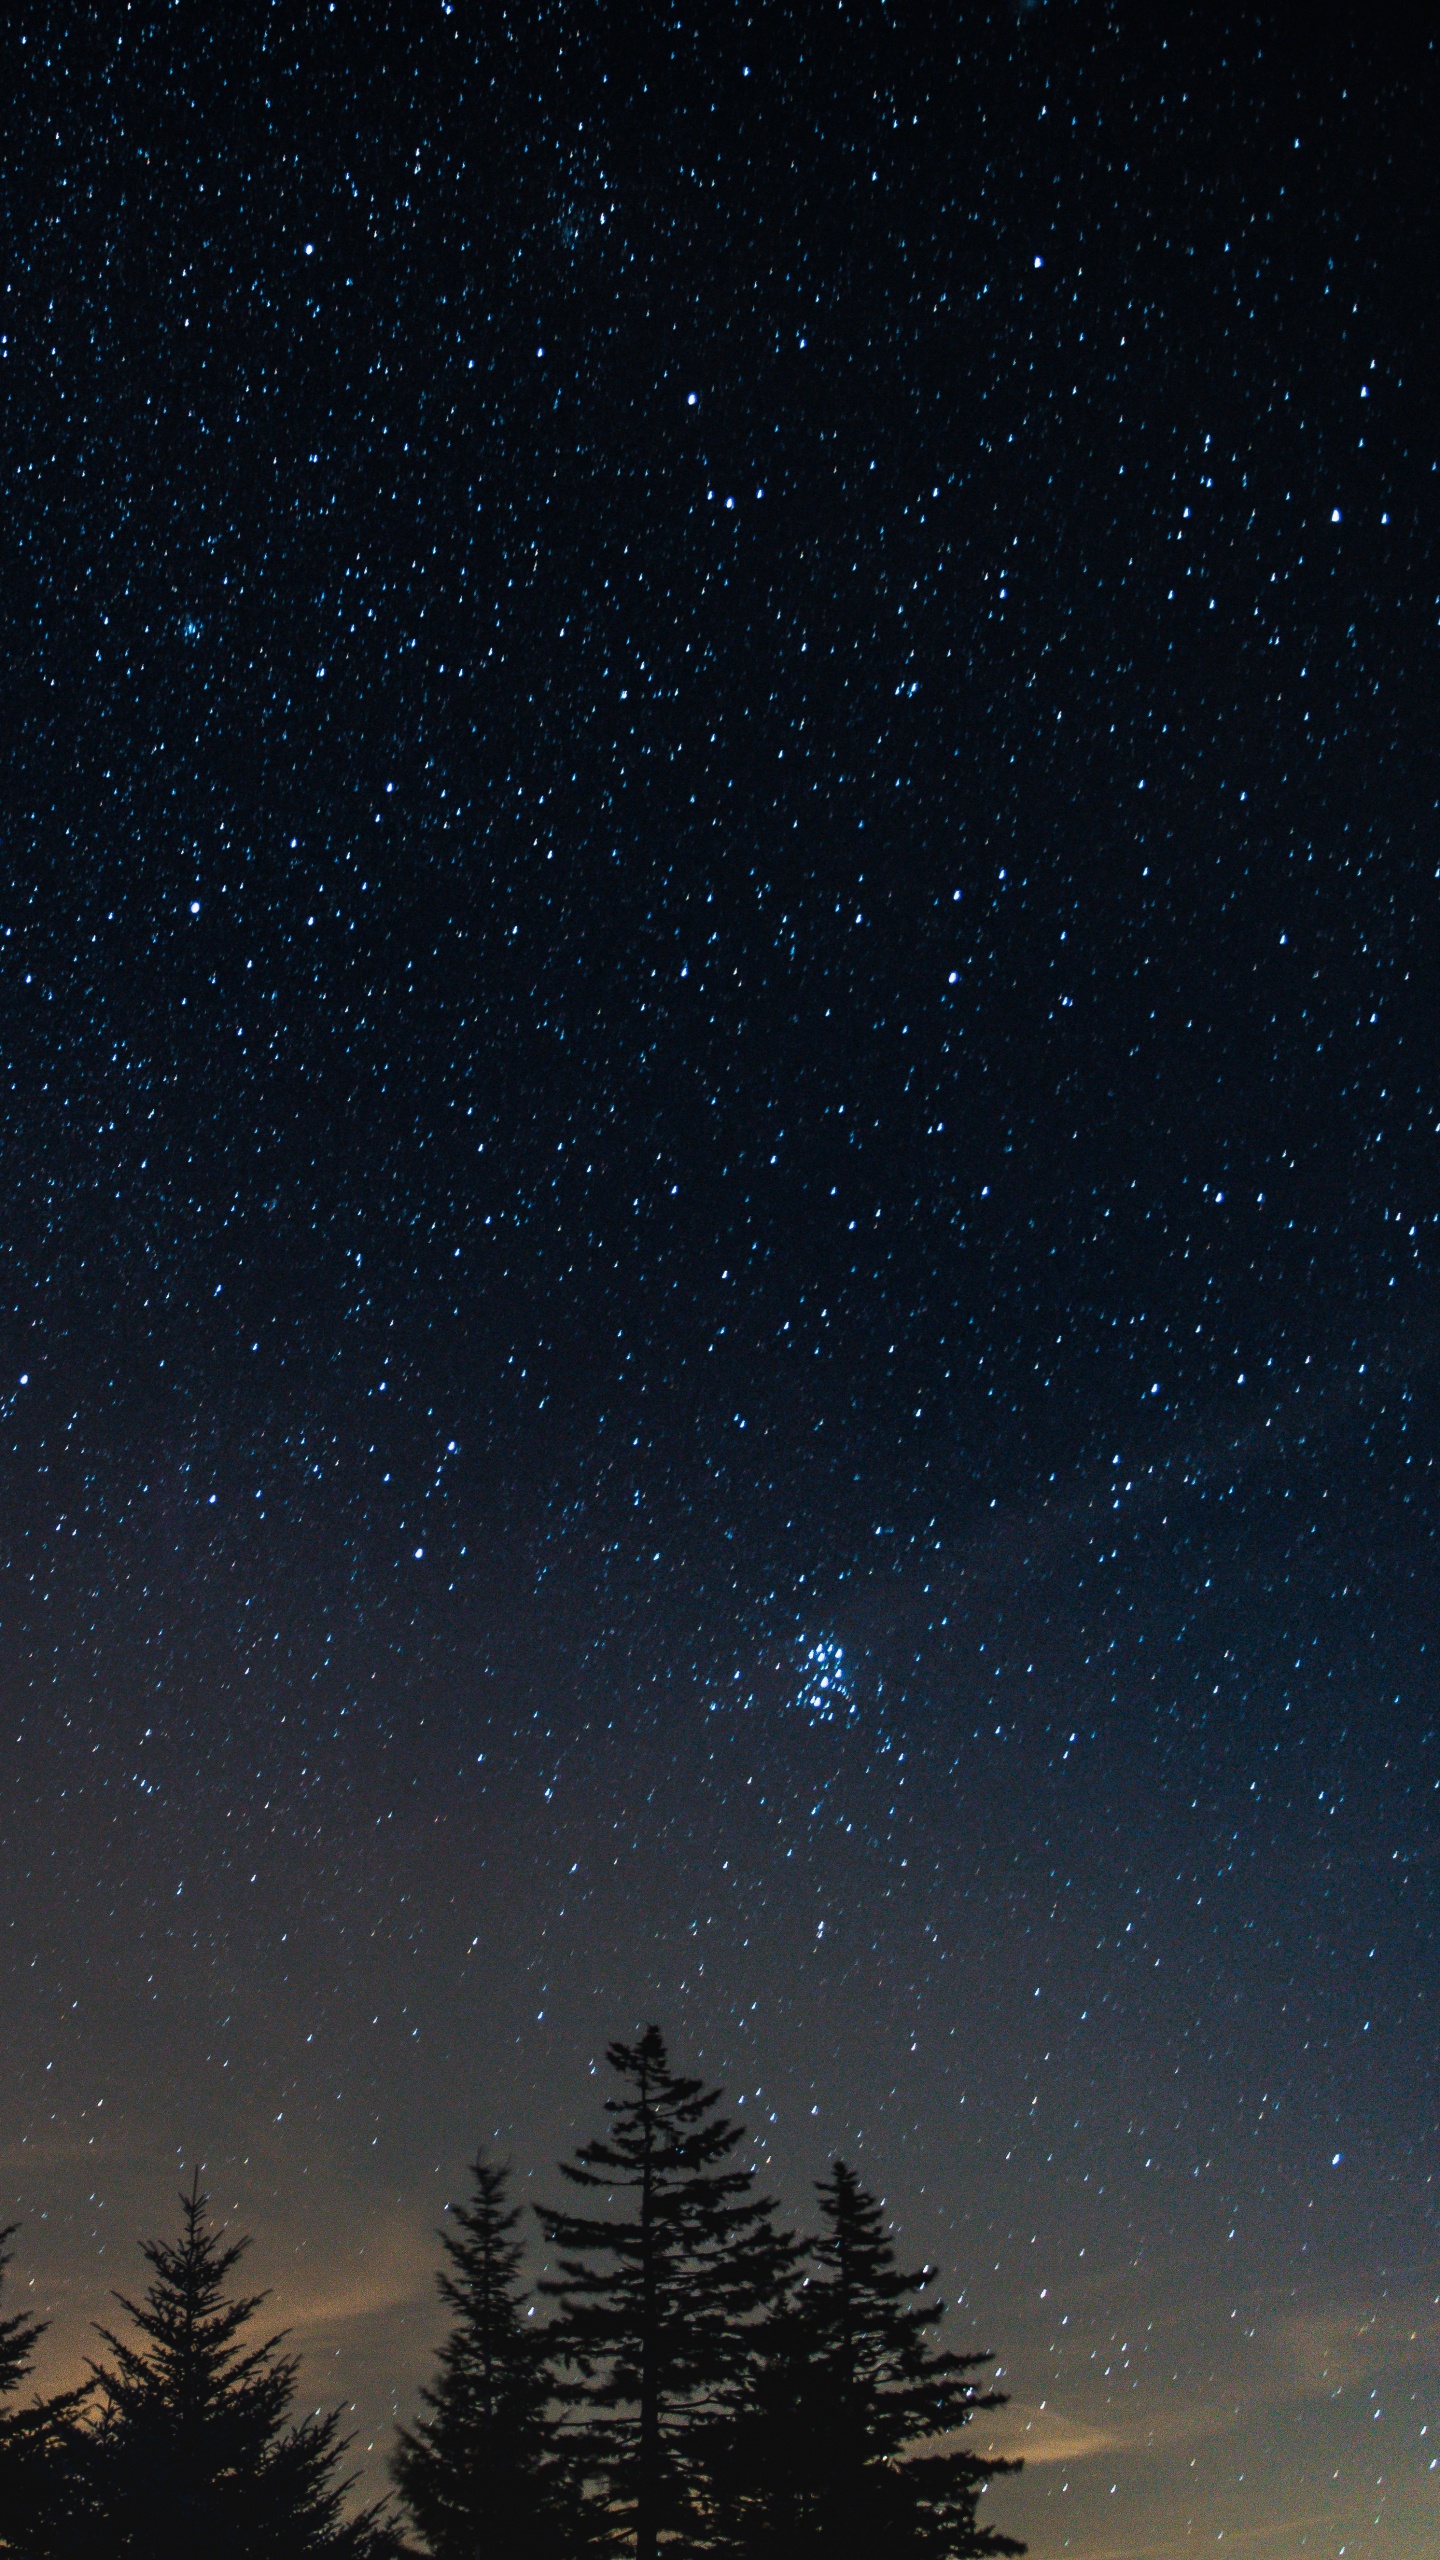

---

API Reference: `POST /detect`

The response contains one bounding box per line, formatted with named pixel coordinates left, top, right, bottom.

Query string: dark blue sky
left=3, top=8, right=1437, bottom=2554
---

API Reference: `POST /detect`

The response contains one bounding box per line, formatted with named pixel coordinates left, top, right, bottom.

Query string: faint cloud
left=981, top=2392, right=1231, bottom=2468
left=1277, top=2297, right=1440, bottom=2397
left=980, top=2401, right=1122, bottom=2463
left=266, top=2220, right=433, bottom=2341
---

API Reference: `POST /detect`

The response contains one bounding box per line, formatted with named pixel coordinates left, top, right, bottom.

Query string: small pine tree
left=537, top=2027, right=783, bottom=2560
left=393, top=2155, right=563, bottom=2560
left=79, top=2175, right=385, bottom=2560
left=789, top=2160, right=1024, bottom=2560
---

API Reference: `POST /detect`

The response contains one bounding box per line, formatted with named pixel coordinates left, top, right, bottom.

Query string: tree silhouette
left=78, top=2174, right=386, bottom=2560
left=0, top=2224, right=92, bottom=2560
left=689, top=2246, right=817, bottom=2560
left=783, top=2159, right=1024, bottom=2560
left=0, top=2225, right=48, bottom=2557
left=537, top=2027, right=783, bottom=2560
left=393, top=2155, right=564, bottom=2560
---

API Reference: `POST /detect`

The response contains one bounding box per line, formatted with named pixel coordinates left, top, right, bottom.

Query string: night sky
left=3, top=5, right=1438, bottom=2554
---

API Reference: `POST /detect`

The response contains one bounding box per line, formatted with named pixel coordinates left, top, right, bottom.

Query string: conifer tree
left=775, top=2160, right=1024, bottom=2560
left=688, top=2254, right=817, bottom=2560
left=0, top=2225, right=93, bottom=2560
left=0, top=2225, right=49, bottom=2557
left=537, top=2027, right=784, bottom=2560
left=393, top=2155, right=563, bottom=2560
left=78, top=2175, right=386, bottom=2560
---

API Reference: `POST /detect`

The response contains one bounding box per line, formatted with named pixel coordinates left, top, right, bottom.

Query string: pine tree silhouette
left=79, top=2173, right=387, bottom=2560
left=0, top=2223, right=92, bottom=2560
left=0, top=2224, right=49, bottom=2558
left=785, top=2160, right=1024, bottom=2560
left=537, top=2027, right=783, bottom=2560
left=689, top=2239, right=814, bottom=2560
left=393, top=2155, right=564, bottom=2560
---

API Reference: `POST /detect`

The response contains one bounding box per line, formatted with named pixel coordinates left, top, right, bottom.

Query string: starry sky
left=3, top=4, right=1438, bottom=2553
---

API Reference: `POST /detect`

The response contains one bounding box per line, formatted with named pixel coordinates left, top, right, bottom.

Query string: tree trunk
left=637, top=2067, right=659, bottom=2560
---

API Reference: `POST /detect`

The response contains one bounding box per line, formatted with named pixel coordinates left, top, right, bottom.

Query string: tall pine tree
left=78, top=2175, right=386, bottom=2560
left=393, top=2155, right=563, bottom=2560
left=537, top=2027, right=784, bottom=2560
left=781, top=2160, right=1024, bottom=2560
